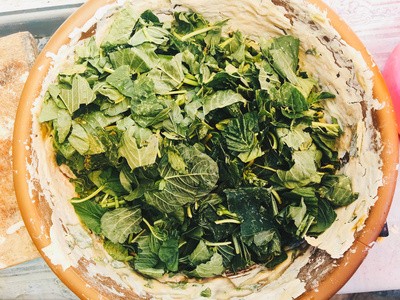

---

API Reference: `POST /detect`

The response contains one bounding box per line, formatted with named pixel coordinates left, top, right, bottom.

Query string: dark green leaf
left=72, top=200, right=108, bottom=234
left=103, top=240, right=133, bottom=261
left=100, top=207, right=142, bottom=243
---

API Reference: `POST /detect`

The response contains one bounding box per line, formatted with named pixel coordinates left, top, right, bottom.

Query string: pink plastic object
left=383, top=42, right=400, bottom=135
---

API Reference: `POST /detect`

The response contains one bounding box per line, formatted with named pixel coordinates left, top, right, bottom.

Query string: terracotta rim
left=12, top=1, right=399, bottom=299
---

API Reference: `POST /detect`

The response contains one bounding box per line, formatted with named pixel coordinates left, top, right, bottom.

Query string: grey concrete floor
left=332, top=291, right=400, bottom=300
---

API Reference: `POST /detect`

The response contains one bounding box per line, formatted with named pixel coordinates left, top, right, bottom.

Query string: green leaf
left=54, top=109, right=72, bottom=143
left=101, top=5, right=139, bottom=49
left=200, top=288, right=212, bottom=298
left=204, top=19, right=228, bottom=55
left=307, top=198, right=337, bottom=236
left=94, top=81, right=125, bottom=102
left=88, top=168, right=126, bottom=196
left=225, top=187, right=275, bottom=237
left=103, top=240, right=133, bottom=261
left=129, top=26, right=170, bottom=46
left=100, top=207, right=142, bottom=244
left=75, top=36, right=98, bottom=59
left=106, top=65, right=135, bottom=97
left=72, top=200, right=108, bottom=234
left=109, top=45, right=159, bottom=73
left=276, top=199, right=314, bottom=238
left=60, top=74, right=95, bottom=114
left=38, top=98, right=60, bottom=123
left=159, top=238, right=179, bottom=272
left=146, top=53, right=185, bottom=94
left=189, top=240, right=212, bottom=265
left=222, top=112, right=263, bottom=162
left=135, top=234, right=159, bottom=269
left=188, top=253, right=225, bottom=278
left=272, top=150, right=323, bottom=189
left=276, top=124, right=312, bottom=151
left=118, top=124, right=159, bottom=169
left=277, top=82, right=308, bottom=112
left=137, top=268, right=165, bottom=278
left=144, top=144, right=218, bottom=213
left=168, top=148, right=187, bottom=173
left=203, top=90, right=247, bottom=116
left=261, top=35, right=299, bottom=83
left=320, top=175, right=359, bottom=207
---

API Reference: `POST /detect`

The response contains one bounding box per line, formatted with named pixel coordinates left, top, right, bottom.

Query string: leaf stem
left=161, top=90, right=188, bottom=95
left=271, top=189, right=282, bottom=205
left=187, top=205, right=193, bottom=218
left=142, top=218, right=164, bottom=241
left=267, top=132, right=278, bottom=149
left=102, top=200, right=126, bottom=208
left=183, top=77, right=199, bottom=86
left=232, top=236, right=240, bottom=254
left=103, top=67, right=115, bottom=73
left=254, top=164, right=277, bottom=172
left=205, top=241, right=232, bottom=246
left=215, top=219, right=241, bottom=225
left=218, top=36, right=235, bottom=49
left=69, top=184, right=106, bottom=203
left=178, top=240, right=187, bottom=248
left=181, top=26, right=219, bottom=41
left=130, top=229, right=146, bottom=244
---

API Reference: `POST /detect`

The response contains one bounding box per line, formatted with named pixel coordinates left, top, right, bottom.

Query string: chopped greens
left=40, top=7, right=358, bottom=279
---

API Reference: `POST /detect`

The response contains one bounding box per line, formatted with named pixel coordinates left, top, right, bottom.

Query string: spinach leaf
left=307, top=198, right=337, bottom=236
left=188, top=253, right=225, bottom=278
left=319, top=175, right=359, bottom=207
left=129, top=26, right=170, bottom=46
left=118, top=124, right=159, bottom=170
left=103, top=240, right=133, bottom=261
left=144, top=144, right=218, bottom=213
left=60, top=74, right=95, bottom=114
left=72, top=200, right=108, bottom=234
left=109, top=45, right=159, bottom=73
left=225, top=187, right=275, bottom=237
left=106, top=65, right=135, bottom=97
left=101, top=5, right=139, bottom=49
left=135, top=234, right=160, bottom=269
left=100, top=207, right=142, bottom=243
left=189, top=240, right=212, bottom=265
left=159, top=238, right=179, bottom=272
left=203, top=90, right=247, bottom=116
left=272, top=150, right=323, bottom=189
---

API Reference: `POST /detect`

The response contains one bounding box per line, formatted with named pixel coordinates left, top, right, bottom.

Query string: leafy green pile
left=39, top=7, right=359, bottom=279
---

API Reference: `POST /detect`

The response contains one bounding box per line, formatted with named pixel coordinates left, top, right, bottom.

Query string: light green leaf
left=273, top=150, right=323, bottom=189
left=60, top=74, right=95, bottom=114
left=147, top=53, right=185, bottom=94
left=101, top=5, right=139, bottom=48
left=38, top=98, right=59, bottom=123
left=203, top=90, right=247, bottom=116
left=103, top=240, right=133, bottom=261
left=93, top=82, right=125, bottom=102
left=189, top=240, right=212, bottom=265
left=72, top=200, right=108, bottom=234
left=189, top=253, right=225, bottom=278
left=137, top=268, right=165, bottom=278
left=119, top=125, right=159, bottom=169
left=54, top=109, right=72, bottom=143
left=276, top=124, right=312, bottom=151
left=109, top=45, right=159, bottom=73
left=144, top=144, right=218, bottom=213
left=129, top=26, right=170, bottom=46
left=106, top=65, right=135, bottom=97
left=135, top=234, right=159, bottom=269
left=100, top=207, right=142, bottom=244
